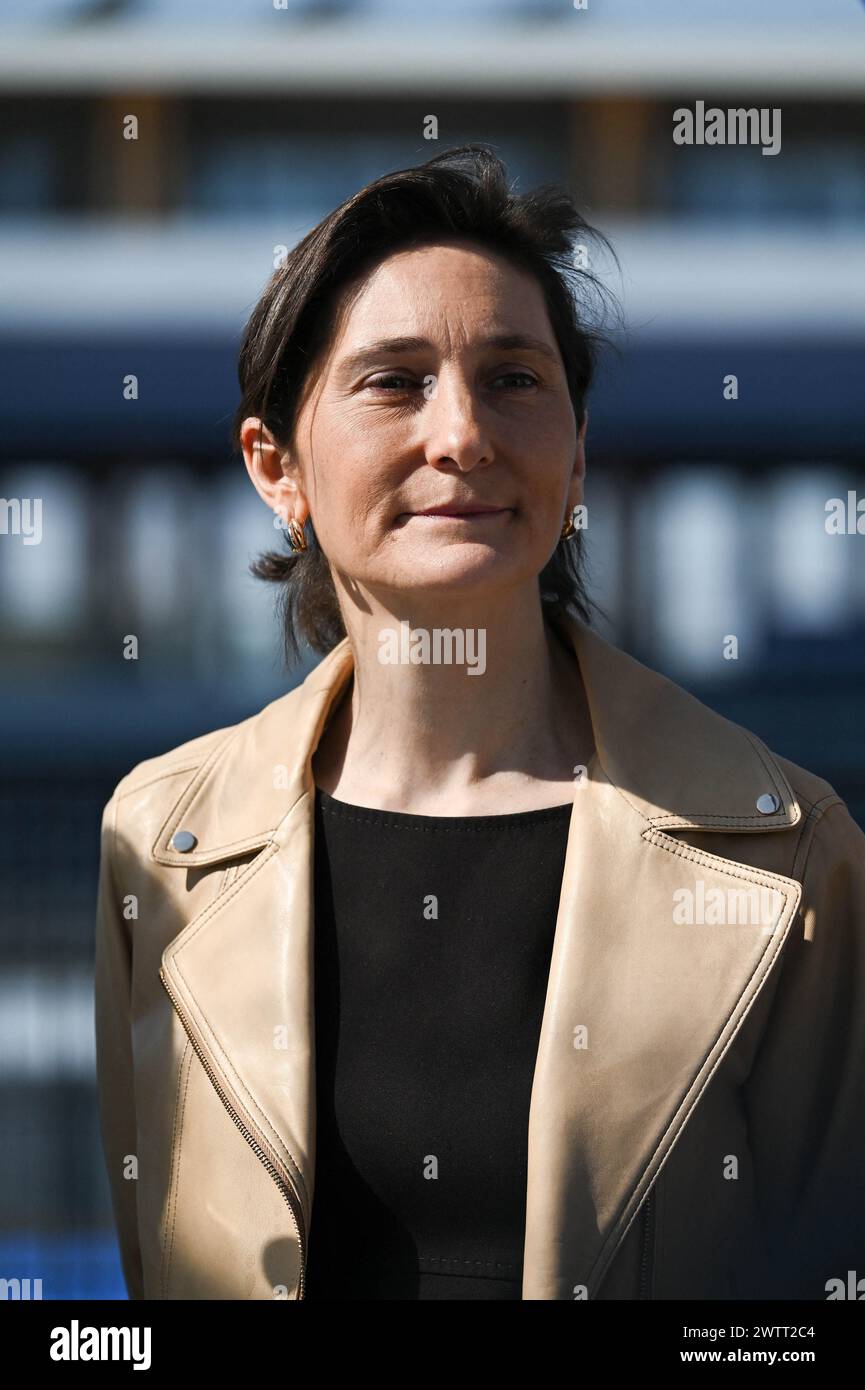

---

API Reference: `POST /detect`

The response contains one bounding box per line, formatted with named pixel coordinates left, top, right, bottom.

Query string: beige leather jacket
left=94, top=610, right=865, bottom=1300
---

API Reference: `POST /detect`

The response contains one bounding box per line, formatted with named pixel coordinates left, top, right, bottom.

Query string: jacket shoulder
left=110, top=721, right=243, bottom=803
left=666, top=666, right=845, bottom=820
left=768, top=748, right=845, bottom=820
left=103, top=675, right=307, bottom=817
left=100, top=723, right=246, bottom=862
left=658, top=662, right=844, bottom=821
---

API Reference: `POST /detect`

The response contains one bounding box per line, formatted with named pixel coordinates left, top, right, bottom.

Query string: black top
left=304, top=785, right=574, bottom=1301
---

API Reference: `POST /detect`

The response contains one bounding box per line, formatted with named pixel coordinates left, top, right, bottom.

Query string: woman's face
left=255, top=238, right=586, bottom=611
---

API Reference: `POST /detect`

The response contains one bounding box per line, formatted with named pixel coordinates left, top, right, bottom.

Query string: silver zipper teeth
left=159, top=966, right=307, bottom=1299
left=587, top=1189, right=655, bottom=1300
left=638, top=1191, right=655, bottom=1299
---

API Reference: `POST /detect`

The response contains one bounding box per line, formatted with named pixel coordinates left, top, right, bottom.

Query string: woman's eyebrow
left=334, top=332, right=559, bottom=383
left=334, top=336, right=429, bottom=382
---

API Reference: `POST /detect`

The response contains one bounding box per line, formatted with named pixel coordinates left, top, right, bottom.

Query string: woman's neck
left=311, top=592, right=595, bottom=816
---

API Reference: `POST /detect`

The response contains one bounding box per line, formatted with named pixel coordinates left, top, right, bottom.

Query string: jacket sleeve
left=742, top=796, right=865, bottom=1299
left=93, top=787, right=145, bottom=1300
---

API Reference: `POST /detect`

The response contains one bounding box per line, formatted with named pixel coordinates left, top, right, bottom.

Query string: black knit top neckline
left=314, top=784, right=574, bottom=830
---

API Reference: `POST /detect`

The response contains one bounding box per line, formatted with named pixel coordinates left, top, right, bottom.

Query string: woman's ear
left=240, top=417, right=309, bottom=527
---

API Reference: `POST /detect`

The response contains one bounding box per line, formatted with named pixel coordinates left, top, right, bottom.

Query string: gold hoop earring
left=560, top=506, right=578, bottom=541
left=286, top=518, right=308, bottom=552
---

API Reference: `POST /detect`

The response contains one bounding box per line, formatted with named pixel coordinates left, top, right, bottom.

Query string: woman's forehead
left=331, top=247, right=552, bottom=345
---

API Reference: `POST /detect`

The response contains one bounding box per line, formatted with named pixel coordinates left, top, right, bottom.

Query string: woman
left=94, top=144, right=865, bottom=1301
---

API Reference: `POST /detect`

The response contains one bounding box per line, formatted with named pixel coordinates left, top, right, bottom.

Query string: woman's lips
left=408, top=507, right=511, bottom=519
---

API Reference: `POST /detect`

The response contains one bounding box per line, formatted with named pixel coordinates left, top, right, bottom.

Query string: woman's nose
left=422, top=375, right=493, bottom=471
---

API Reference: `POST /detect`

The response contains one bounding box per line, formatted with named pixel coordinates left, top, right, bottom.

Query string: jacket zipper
left=159, top=966, right=307, bottom=1299
left=637, top=1191, right=655, bottom=1299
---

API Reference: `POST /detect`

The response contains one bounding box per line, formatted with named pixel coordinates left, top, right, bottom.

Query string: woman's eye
left=493, top=371, right=538, bottom=390
left=365, top=370, right=539, bottom=393
left=367, top=373, right=415, bottom=391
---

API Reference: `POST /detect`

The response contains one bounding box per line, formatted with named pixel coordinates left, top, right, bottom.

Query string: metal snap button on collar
left=755, top=793, right=780, bottom=815
left=171, top=829, right=198, bottom=852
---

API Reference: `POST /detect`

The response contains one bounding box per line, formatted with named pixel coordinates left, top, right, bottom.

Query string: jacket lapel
left=522, top=755, right=802, bottom=1298
left=155, top=612, right=804, bottom=1299
left=157, top=639, right=354, bottom=1249
left=522, top=613, right=803, bottom=1298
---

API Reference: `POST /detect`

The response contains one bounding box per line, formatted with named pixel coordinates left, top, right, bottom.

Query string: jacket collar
left=152, top=608, right=800, bottom=867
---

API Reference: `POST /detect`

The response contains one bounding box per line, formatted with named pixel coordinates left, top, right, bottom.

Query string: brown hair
left=232, top=143, right=617, bottom=667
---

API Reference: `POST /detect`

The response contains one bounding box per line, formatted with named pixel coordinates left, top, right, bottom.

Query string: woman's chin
left=385, top=552, right=521, bottom=594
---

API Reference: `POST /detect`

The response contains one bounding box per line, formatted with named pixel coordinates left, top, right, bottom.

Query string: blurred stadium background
left=0, top=0, right=863, bottom=1299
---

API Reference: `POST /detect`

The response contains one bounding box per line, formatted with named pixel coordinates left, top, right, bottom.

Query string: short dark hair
left=232, top=142, right=617, bottom=667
